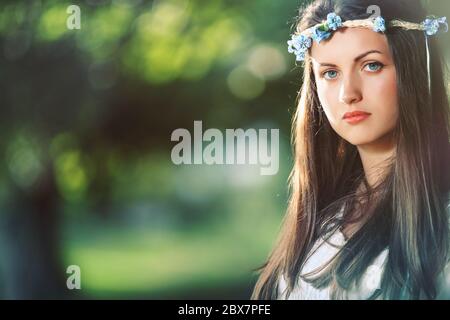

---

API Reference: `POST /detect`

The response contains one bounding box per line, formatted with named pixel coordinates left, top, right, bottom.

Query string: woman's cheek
left=366, top=70, right=399, bottom=122
left=369, top=70, right=396, bottom=101
left=317, top=81, right=340, bottom=125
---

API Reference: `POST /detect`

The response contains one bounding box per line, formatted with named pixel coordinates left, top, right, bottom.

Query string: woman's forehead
left=310, top=27, right=391, bottom=65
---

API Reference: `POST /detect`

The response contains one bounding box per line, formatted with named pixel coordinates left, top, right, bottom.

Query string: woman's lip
left=342, top=111, right=372, bottom=119
left=343, top=113, right=371, bottom=124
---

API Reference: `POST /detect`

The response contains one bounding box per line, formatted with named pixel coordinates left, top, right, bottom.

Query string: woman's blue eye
left=365, top=62, right=383, bottom=72
left=324, top=70, right=338, bottom=79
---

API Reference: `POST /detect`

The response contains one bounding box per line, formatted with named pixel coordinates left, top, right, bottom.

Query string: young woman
left=252, top=0, right=450, bottom=299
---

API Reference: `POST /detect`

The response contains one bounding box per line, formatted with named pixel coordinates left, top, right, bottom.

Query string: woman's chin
left=339, top=134, right=374, bottom=146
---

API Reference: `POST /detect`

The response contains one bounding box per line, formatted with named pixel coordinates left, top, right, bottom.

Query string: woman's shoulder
left=445, top=191, right=450, bottom=232
left=445, top=190, right=450, bottom=207
left=446, top=191, right=450, bottom=213
left=436, top=191, right=450, bottom=299
left=436, top=263, right=450, bottom=299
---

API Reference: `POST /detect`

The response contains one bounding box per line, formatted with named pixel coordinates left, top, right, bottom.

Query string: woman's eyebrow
left=318, top=50, right=384, bottom=67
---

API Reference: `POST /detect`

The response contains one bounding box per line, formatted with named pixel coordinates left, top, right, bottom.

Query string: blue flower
left=287, top=34, right=312, bottom=61
left=326, top=12, right=343, bottom=31
left=373, top=16, right=386, bottom=32
left=288, top=34, right=312, bottom=51
left=311, top=24, right=332, bottom=43
left=423, top=16, right=448, bottom=36
left=295, top=50, right=306, bottom=61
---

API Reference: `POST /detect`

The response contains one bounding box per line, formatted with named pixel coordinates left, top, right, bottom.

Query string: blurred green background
left=0, top=0, right=448, bottom=299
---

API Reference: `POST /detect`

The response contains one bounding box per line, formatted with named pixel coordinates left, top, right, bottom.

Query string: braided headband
left=287, top=13, right=448, bottom=93
left=288, top=13, right=448, bottom=61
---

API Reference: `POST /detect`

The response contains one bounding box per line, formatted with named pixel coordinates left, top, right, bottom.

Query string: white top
left=278, top=201, right=450, bottom=300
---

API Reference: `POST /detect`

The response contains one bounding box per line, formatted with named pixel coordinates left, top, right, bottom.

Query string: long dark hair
left=252, top=0, right=450, bottom=299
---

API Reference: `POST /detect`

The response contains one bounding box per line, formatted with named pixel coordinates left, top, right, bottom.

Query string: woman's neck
left=340, top=133, right=396, bottom=240
left=356, top=132, right=396, bottom=188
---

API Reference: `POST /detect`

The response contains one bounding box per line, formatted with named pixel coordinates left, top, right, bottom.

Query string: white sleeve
left=436, top=199, right=450, bottom=299
left=436, top=262, right=450, bottom=299
left=277, top=274, right=288, bottom=300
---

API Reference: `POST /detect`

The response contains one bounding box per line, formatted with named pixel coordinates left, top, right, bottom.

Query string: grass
left=61, top=212, right=281, bottom=298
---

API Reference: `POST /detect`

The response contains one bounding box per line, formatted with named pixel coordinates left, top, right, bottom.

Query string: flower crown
left=288, top=12, right=448, bottom=61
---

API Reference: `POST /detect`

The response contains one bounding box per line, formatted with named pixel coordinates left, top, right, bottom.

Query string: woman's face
left=310, top=27, right=398, bottom=147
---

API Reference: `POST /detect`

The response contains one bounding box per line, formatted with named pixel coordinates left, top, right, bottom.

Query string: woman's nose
left=338, top=74, right=362, bottom=105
